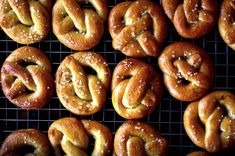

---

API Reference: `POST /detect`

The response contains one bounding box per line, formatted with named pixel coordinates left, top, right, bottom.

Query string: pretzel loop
left=0, top=46, right=54, bottom=109
left=162, top=0, right=218, bottom=38
left=109, top=0, right=167, bottom=57
left=158, top=42, right=214, bottom=101
left=112, top=58, right=162, bottom=119
left=184, top=91, right=235, bottom=152
left=114, top=120, right=168, bottom=156
left=219, top=0, right=235, bottom=50
left=0, top=129, right=52, bottom=156
left=56, top=52, right=110, bottom=115
left=52, top=0, right=107, bottom=50
left=0, top=0, right=51, bottom=44
left=48, top=118, right=112, bottom=156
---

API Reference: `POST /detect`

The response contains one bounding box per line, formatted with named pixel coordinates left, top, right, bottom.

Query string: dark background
left=0, top=0, right=235, bottom=155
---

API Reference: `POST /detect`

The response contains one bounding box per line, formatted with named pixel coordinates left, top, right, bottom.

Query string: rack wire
left=0, top=0, right=235, bottom=155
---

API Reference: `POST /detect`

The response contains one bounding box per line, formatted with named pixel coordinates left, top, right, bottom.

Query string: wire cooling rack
left=0, top=0, right=235, bottom=155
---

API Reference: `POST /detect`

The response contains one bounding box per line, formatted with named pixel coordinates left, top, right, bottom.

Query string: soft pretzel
left=48, top=117, right=112, bottom=156
left=184, top=90, right=235, bottom=153
left=0, top=129, right=52, bottom=156
left=158, top=42, right=214, bottom=101
left=162, top=0, right=218, bottom=38
left=0, top=0, right=51, bottom=44
left=1, top=46, right=54, bottom=109
left=113, top=120, right=168, bottom=156
left=56, top=52, right=110, bottom=115
left=219, top=0, right=235, bottom=50
left=108, top=0, right=167, bottom=57
left=52, top=0, right=108, bottom=51
left=112, top=58, right=162, bottom=119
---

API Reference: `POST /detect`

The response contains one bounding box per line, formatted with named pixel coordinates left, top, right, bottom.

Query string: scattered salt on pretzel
left=0, top=0, right=52, bottom=44
left=52, top=0, right=108, bottom=50
left=112, top=58, right=162, bottom=119
left=113, top=120, right=168, bottom=155
left=56, top=52, right=110, bottom=115
left=48, top=117, right=112, bottom=156
left=184, top=90, right=235, bottom=152
left=158, top=42, right=214, bottom=101
left=219, top=0, right=235, bottom=50
left=109, top=0, right=167, bottom=57
left=0, top=129, right=52, bottom=156
left=162, top=0, right=218, bottom=38
left=1, top=46, right=54, bottom=109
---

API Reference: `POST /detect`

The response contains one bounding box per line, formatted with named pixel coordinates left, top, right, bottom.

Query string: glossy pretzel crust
left=1, top=46, right=54, bottom=109
left=158, top=42, right=214, bottom=101
left=0, top=129, right=52, bottom=156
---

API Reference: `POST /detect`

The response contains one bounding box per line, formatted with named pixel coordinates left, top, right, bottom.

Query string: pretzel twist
left=162, top=0, right=218, bottom=38
left=219, top=0, right=235, bottom=50
left=56, top=52, right=110, bottom=115
left=0, top=0, right=51, bottom=44
left=184, top=91, right=235, bottom=153
left=48, top=117, right=112, bottom=156
left=52, top=0, right=107, bottom=50
left=113, top=120, right=168, bottom=156
left=112, top=58, right=162, bottom=119
left=158, top=42, right=214, bottom=101
left=108, top=0, right=167, bottom=57
left=1, top=46, right=54, bottom=109
left=0, top=129, right=52, bottom=156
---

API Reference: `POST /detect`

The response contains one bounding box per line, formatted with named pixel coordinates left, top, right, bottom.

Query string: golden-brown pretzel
left=158, top=42, right=214, bottom=101
left=162, top=0, right=218, bottom=38
left=112, top=58, right=162, bottom=119
left=48, top=117, right=112, bottom=156
left=184, top=90, right=235, bottom=153
left=1, top=46, right=54, bottom=109
left=56, top=52, right=111, bottom=115
left=219, top=0, right=235, bottom=50
left=0, top=129, right=52, bottom=156
left=108, top=0, right=167, bottom=57
left=52, top=0, right=108, bottom=51
left=0, top=0, right=51, bottom=44
left=113, top=120, right=168, bottom=156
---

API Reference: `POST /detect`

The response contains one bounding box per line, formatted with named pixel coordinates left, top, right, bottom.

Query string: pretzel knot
left=52, top=0, right=108, bottom=50
left=0, top=0, right=51, bottom=44
left=0, top=46, right=54, bottom=109
left=158, top=42, right=214, bottom=101
left=162, top=0, right=218, bottom=38
left=108, top=0, right=167, bottom=57
left=114, top=120, right=168, bottom=156
left=219, top=0, right=235, bottom=50
left=184, top=91, right=235, bottom=152
left=112, top=58, right=162, bottom=119
left=48, top=117, right=112, bottom=156
left=0, top=129, right=52, bottom=156
left=56, top=52, right=111, bottom=115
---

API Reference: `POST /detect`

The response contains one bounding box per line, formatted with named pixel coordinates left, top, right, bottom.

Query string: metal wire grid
left=0, top=0, right=235, bottom=155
